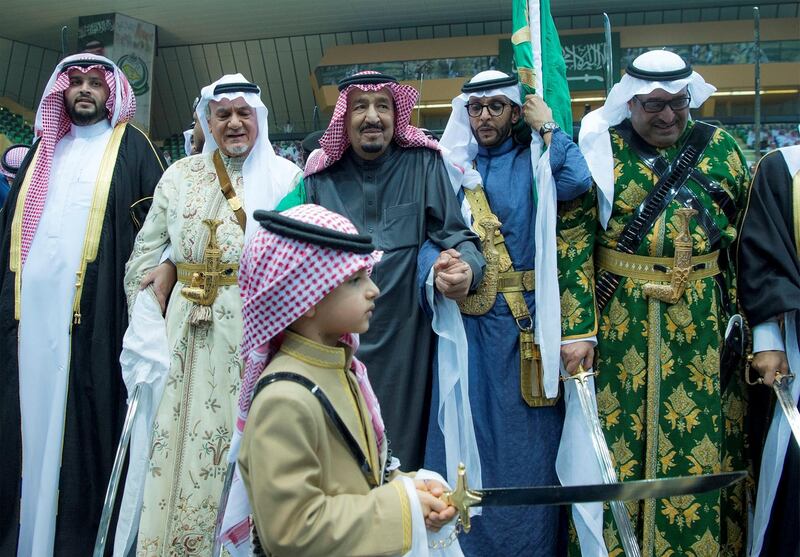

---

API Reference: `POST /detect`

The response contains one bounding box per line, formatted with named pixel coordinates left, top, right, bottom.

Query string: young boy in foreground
left=219, top=205, right=460, bottom=556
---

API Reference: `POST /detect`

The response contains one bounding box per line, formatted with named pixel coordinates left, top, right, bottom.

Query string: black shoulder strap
left=252, top=372, right=378, bottom=488
left=617, top=120, right=716, bottom=253
left=614, top=120, right=666, bottom=174
left=674, top=187, right=722, bottom=248
left=689, top=168, right=739, bottom=223
left=596, top=121, right=716, bottom=312
left=616, top=120, right=738, bottom=222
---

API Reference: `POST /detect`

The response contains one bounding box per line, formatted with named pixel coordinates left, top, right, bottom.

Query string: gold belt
left=596, top=246, right=720, bottom=281
left=460, top=185, right=557, bottom=407
left=176, top=262, right=239, bottom=286
left=497, top=270, right=535, bottom=292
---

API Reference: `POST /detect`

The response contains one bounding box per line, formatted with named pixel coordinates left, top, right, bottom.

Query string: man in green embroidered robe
left=571, top=50, right=751, bottom=556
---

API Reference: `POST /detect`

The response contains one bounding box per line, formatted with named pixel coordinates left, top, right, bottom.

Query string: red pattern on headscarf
left=19, top=63, right=136, bottom=266
left=237, top=204, right=384, bottom=442
left=221, top=204, right=384, bottom=551
left=304, top=71, right=438, bottom=176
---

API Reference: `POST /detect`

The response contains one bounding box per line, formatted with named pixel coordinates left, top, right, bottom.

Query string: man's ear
left=511, top=105, right=521, bottom=124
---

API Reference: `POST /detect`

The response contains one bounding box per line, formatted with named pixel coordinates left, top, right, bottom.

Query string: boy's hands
left=415, top=479, right=458, bottom=531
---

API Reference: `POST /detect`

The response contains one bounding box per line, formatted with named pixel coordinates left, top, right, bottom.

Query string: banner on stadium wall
left=77, top=13, right=157, bottom=132
left=499, top=32, right=621, bottom=92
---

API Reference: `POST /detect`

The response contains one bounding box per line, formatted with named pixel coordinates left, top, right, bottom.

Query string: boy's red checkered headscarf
left=19, top=53, right=136, bottom=266
left=220, top=204, right=384, bottom=553
left=304, top=71, right=438, bottom=176
left=237, top=204, right=383, bottom=434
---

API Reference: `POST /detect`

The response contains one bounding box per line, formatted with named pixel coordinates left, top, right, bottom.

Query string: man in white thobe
left=0, top=53, right=165, bottom=556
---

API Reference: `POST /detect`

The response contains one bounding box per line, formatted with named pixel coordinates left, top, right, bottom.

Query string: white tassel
left=189, top=304, right=212, bottom=326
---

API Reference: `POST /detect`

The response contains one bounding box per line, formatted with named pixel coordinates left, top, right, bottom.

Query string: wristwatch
left=539, top=121, right=559, bottom=137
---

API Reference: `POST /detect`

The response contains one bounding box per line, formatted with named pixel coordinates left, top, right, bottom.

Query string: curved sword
left=442, top=463, right=745, bottom=533
left=563, top=367, right=641, bottom=556
left=773, top=373, right=800, bottom=449
left=603, top=13, right=614, bottom=95
left=93, top=384, right=141, bottom=557
left=211, top=462, right=236, bottom=557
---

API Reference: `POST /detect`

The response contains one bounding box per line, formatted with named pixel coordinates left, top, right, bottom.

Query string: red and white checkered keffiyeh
left=19, top=53, right=136, bottom=266
left=304, top=70, right=438, bottom=176
left=220, top=204, right=383, bottom=553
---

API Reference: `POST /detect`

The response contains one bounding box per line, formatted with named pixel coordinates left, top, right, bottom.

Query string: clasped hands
left=433, top=249, right=473, bottom=300
left=414, top=479, right=457, bottom=532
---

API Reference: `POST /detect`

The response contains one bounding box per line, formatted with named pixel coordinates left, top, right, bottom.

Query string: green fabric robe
left=567, top=121, right=751, bottom=557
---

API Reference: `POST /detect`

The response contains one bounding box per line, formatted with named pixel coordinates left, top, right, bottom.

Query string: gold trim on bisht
left=11, top=122, right=127, bottom=323
left=72, top=122, right=128, bottom=324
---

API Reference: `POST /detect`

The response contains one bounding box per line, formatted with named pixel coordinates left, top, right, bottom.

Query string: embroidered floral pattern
left=126, top=153, right=246, bottom=556
left=567, top=122, right=750, bottom=557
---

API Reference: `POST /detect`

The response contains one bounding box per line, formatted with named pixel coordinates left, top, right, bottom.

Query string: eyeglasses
left=465, top=101, right=511, bottom=118
left=633, top=95, right=692, bottom=113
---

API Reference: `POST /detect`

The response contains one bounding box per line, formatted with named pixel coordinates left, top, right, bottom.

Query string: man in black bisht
left=0, top=53, right=164, bottom=556
left=282, top=71, right=485, bottom=469
left=738, top=144, right=800, bottom=557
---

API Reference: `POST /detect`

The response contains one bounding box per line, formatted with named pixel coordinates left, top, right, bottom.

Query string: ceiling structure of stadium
left=1, top=0, right=797, bottom=141
left=3, top=0, right=796, bottom=50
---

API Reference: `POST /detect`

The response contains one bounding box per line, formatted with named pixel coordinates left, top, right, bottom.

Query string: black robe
left=737, top=148, right=800, bottom=557
left=305, top=144, right=484, bottom=469
left=0, top=124, right=165, bottom=556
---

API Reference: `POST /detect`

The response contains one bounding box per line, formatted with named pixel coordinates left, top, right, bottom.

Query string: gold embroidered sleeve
left=557, top=186, right=598, bottom=339
left=123, top=164, right=178, bottom=312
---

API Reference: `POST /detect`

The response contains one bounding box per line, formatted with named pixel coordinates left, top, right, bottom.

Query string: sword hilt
left=440, top=463, right=482, bottom=533
left=774, top=372, right=796, bottom=386
left=561, top=363, right=597, bottom=384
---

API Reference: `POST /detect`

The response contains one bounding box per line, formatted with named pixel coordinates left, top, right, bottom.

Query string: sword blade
left=211, top=462, right=236, bottom=557
left=93, top=384, right=142, bottom=557
left=574, top=376, right=640, bottom=557
left=603, top=13, right=613, bottom=95
left=477, top=471, right=745, bottom=507
left=773, top=379, right=800, bottom=450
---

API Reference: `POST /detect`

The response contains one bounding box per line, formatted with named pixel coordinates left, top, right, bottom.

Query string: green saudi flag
left=511, top=0, right=572, bottom=132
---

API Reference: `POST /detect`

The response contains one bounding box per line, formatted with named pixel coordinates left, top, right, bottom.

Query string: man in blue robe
left=421, top=70, right=596, bottom=555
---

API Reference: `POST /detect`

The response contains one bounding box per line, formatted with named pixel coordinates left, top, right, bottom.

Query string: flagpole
left=753, top=6, right=762, bottom=160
